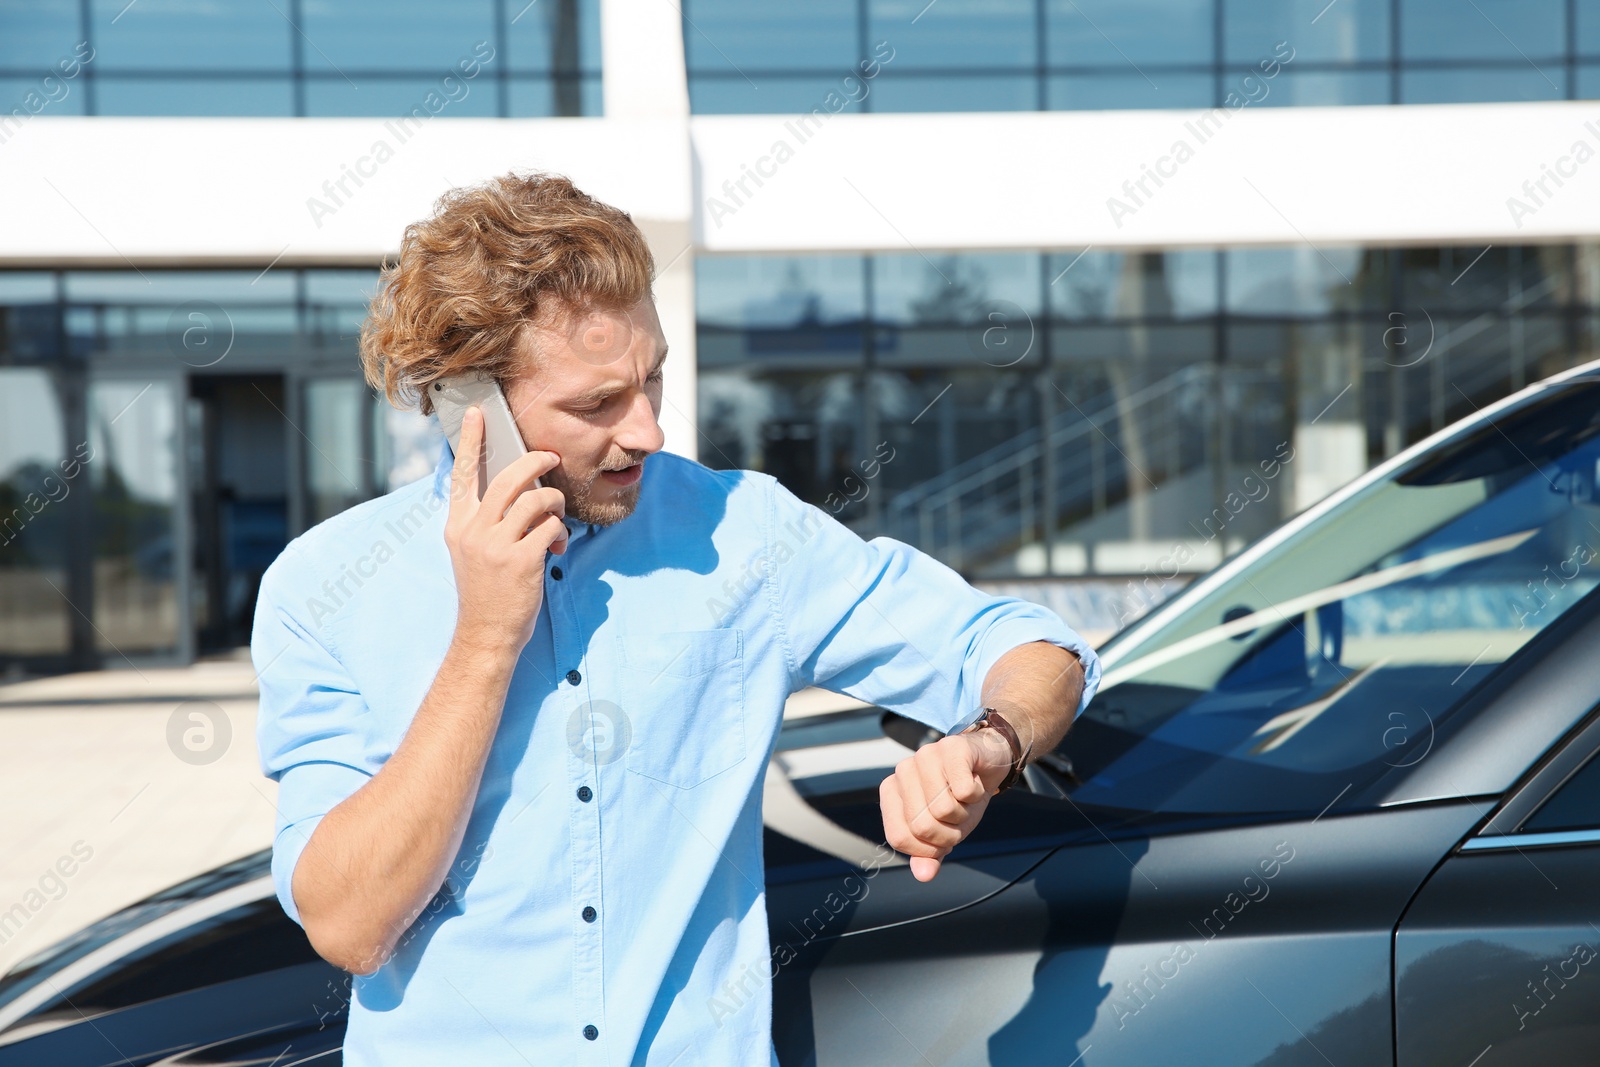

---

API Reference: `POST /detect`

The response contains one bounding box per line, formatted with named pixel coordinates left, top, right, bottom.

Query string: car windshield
left=1061, top=376, right=1600, bottom=818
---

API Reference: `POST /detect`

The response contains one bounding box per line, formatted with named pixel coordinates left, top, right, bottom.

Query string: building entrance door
left=187, top=374, right=290, bottom=653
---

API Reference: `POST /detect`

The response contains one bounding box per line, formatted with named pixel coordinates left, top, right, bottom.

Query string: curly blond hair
left=359, top=172, right=656, bottom=416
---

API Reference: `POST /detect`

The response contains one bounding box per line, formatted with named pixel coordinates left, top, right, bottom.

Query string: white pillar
left=600, top=0, right=697, bottom=461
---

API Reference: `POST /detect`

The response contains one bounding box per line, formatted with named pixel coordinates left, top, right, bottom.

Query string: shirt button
left=583, top=1024, right=599, bottom=1041
left=577, top=785, right=592, bottom=802
left=566, top=669, right=581, bottom=686
left=550, top=565, right=564, bottom=580
left=582, top=905, right=597, bottom=923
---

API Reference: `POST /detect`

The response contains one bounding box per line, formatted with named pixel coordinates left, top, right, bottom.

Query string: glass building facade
left=5, top=0, right=1595, bottom=119
left=3, top=0, right=1597, bottom=669
left=0, top=269, right=438, bottom=669
left=696, top=243, right=1600, bottom=577
left=9, top=242, right=1588, bottom=668
left=0, top=0, right=602, bottom=117
left=685, top=0, right=1600, bottom=113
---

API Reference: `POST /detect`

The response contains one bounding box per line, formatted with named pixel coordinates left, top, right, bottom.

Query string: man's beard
left=541, top=452, right=648, bottom=527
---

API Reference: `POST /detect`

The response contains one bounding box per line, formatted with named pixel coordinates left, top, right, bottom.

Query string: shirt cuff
left=268, top=759, right=374, bottom=928
left=958, top=619, right=1103, bottom=735
left=271, top=813, right=325, bottom=928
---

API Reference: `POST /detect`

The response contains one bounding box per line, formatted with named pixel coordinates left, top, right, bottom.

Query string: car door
left=774, top=798, right=1483, bottom=1067
left=1395, top=706, right=1600, bottom=1066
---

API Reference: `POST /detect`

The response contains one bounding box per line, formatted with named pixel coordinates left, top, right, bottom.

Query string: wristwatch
left=964, top=707, right=1033, bottom=794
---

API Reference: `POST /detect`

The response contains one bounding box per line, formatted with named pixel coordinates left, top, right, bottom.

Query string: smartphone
left=431, top=371, right=534, bottom=499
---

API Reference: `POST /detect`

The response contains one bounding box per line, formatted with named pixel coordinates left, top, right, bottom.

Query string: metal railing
left=876, top=365, right=1226, bottom=573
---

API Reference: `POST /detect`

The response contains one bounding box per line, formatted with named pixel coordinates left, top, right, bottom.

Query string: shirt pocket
left=617, top=628, right=746, bottom=789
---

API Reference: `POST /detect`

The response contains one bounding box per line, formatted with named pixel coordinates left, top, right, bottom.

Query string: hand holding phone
left=439, top=395, right=568, bottom=656
left=433, top=372, right=535, bottom=500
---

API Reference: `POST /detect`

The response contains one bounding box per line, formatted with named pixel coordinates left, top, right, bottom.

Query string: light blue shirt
left=252, top=439, right=1102, bottom=1066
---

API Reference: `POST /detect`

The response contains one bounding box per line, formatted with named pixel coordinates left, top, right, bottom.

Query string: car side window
left=1523, top=751, right=1600, bottom=833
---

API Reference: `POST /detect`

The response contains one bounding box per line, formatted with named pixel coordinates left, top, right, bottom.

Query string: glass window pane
left=682, top=0, right=857, bottom=73
left=868, top=0, right=1035, bottom=69
left=1413, top=314, right=1574, bottom=417
left=1400, top=0, right=1564, bottom=60
left=696, top=255, right=866, bottom=367
left=304, top=73, right=499, bottom=118
left=304, top=378, right=369, bottom=524
left=301, top=0, right=495, bottom=72
left=1578, top=63, right=1600, bottom=99
left=690, top=73, right=870, bottom=114
left=698, top=367, right=864, bottom=506
left=505, top=0, right=602, bottom=72
left=1047, top=0, right=1214, bottom=66
left=1226, top=246, right=1371, bottom=315
left=0, top=75, right=88, bottom=116
left=303, top=270, right=379, bottom=340
left=0, top=366, right=72, bottom=657
left=1049, top=250, right=1219, bottom=320
left=0, top=3, right=83, bottom=68
left=89, top=0, right=290, bottom=71
left=1400, top=64, right=1566, bottom=103
left=1046, top=72, right=1213, bottom=110
left=1577, top=242, right=1600, bottom=308
left=63, top=271, right=295, bottom=355
left=1051, top=322, right=1216, bottom=370
left=1220, top=67, right=1390, bottom=106
left=868, top=367, right=1042, bottom=567
left=65, top=271, right=292, bottom=305
left=1583, top=6, right=1600, bottom=56
left=1039, top=353, right=1229, bottom=577
left=869, top=72, right=1038, bottom=111
left=303, top=270, right=378, bottom=307
left=872, top=252, right=1042, bottom=324
left=1224, top=0, right=1389, bottom=64
left=94, top=78, right=294, bottom=116
left=0, top=272, right=54, bottom=302
left=1524, top=753, right=1600, bottom=833
left=89, top=377, right=179, bottom=656
left=699, top=256, right=868, bottom=328
left=508, top=73, right=602, bottom=116
left=1401, top=245, right=1568, bottom=311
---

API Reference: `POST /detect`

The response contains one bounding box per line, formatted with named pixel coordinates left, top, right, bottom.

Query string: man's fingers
left=480, top=449, right=562, bottom=520
left=942, top=737, right=989, bottom=805
left=524, top=511, right=569, bottom=557
left=914, top=738, right=982, bottom=822
left=883, top=739, right=1002, bottom=883
left=499, top=486, right=567, bottom=542
left=894, top=758, right=953, bottom=849
left=879, top=776, right=916, bottom=857
left=447, top=405, right=485, bottom=521
left=894, top=760, right=964, bottom=854
left=880, top=774, right=944, bottom=857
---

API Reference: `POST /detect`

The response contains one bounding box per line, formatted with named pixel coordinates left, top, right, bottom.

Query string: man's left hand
left=879, top=725, right=1015, bottom=882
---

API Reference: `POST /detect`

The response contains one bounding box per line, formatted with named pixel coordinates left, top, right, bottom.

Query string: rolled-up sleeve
left=764, top=476, right=1102, bottom=736
left=251, top=544, right=379, bottom=927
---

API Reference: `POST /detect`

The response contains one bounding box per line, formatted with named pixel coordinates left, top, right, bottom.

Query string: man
left=252, top=171, right=1102, bottom=1065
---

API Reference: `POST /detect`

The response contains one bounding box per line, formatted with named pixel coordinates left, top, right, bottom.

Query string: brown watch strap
left=968, top=707, right=1030, bottom=793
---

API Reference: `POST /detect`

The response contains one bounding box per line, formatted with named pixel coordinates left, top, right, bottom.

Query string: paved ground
left=0, top=653, right=877, bottom=980
left=0, top=651, right=271, bottom=978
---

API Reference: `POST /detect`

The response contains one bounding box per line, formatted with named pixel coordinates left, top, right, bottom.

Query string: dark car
left=6, top=361, right=1600, bottom=1065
